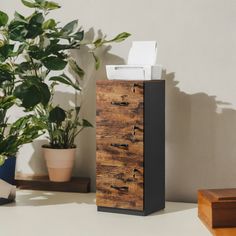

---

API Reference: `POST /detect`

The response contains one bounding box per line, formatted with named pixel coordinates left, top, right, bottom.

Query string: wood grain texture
left=212, top=228, right=236, bottom=236
left=198, top=189, right=236, bottom=229
left=96, top=164, right=143, bottom=210
left=198, top=190, right=213, bottom=228
left=96, top=80, right=144, bottom=210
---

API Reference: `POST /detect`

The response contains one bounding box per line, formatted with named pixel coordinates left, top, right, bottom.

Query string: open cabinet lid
left=127, top=41, right=158, bottom=65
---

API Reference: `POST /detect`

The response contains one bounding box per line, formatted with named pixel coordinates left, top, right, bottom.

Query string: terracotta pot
left=43, top=147, right=76, bottom=182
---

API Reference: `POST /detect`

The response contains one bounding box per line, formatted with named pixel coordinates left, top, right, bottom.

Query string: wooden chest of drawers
left=96, top=80, right=165, bottom=215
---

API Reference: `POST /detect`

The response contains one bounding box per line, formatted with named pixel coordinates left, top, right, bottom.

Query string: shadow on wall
left=19, top=28, right=125, bottom=192
left=70, top=28, right=125, bottom=190
left=164, top=70, right=236, bottom=203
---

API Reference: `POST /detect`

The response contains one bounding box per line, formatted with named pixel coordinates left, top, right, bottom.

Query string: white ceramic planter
left=43, top=147, right=76, bottom=182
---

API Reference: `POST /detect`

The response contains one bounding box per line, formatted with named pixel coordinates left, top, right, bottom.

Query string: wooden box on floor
left=198, top=189, right=236, bottom=228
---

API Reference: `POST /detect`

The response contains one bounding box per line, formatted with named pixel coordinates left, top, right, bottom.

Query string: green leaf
left=14, top=11, right=28, bottom=23
left=93, top=38, right=103, bottom=48
left=92, top=52, right=100, bottom=70
left=106, top=32, right=131, bottom=43
left=0, top=155, right=6, bottom=166
left=29, top=12, right=44, bottom=24
left=82, top=119, right=93, bottom=128
left=49, top=76, right=72, bottom=86
left=0, top=96, right=15, bottom=110
left=26, top=12, right=44, bottom=38
left=14, top=77, right=50, bottom=106
left=0, top=68, right=13, bottom=84
left=62, top=20, right=78, bottom=35
left=72, top=30, right=84, bottom=41
left=43, top=19, right=56, bottom=29
left=35, top=0, right=45, bottom=3
left=0, top=40, right=4, bottom=48
left=17, top=61, right=35, bottom=72
left=45, top=42, right=71, bottom=54
left=38, top=83, right=50, bottom=106
left=28, top=45, right=46, bottom=59
left=42, top=56, right=67, bottom=70
left=21, top=0, right=38, bottom=8
left=68, top=59, right=84, bottom=78
left=61, top=74, right=81, bottom=90
left=10, top=115, right=32, bottom=134
left=49, top=106, right=66, bottom=124
left=0, top=10, right=8, bottom=26
left=41, top=1, right=61, bottom=10
left=16, top=61, right=42, bottom=75
left=49, top=74, right=81, bottom=90
left=0, top=135, right=18, bottom=155
left=9, top=20, right=28, bottom=42
left=21, top=0, right=60, bottom=11
left=14, top=44, right=27, bottom=56
left=14, top=83, right=42, bottom=109
left=0, top=44, right=14, bottom=62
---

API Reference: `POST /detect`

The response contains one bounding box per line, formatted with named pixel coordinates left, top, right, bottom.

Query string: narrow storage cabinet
left=96, top=80, right=165, bottom=215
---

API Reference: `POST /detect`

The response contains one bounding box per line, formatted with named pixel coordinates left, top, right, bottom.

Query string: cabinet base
left=97, top=206, right=148, bottom=216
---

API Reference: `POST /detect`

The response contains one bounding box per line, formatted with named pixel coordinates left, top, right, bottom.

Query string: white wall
left=2, top=0, right=236, bottom=202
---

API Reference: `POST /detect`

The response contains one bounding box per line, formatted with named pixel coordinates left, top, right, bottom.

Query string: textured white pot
left=43, top=147, right=76, bottom=182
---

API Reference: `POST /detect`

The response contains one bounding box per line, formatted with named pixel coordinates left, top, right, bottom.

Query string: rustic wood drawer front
left=96, top=81, right=143, bottom=129
left=96, top=80, right=144, bottom=211
left=96, top=164, right=143, bottom=211
left=96, top=80, right=165, bottom=216
left=96, top=80, right=143, bottom=103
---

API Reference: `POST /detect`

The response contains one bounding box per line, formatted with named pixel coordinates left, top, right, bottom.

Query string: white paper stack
left=106, top=41, right=162, bottom=81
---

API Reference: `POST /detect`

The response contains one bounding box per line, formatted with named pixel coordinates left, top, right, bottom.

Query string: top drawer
left=96, top=80, right=143, bottom=103
left=96, top=80, right=144, bottom=125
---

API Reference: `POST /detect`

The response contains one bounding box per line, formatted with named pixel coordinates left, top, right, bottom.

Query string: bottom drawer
left=96, top=164, right=143, bottom=211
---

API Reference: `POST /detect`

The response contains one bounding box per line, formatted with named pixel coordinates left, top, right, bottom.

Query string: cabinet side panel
left=144, top=81, right=165, bottom=214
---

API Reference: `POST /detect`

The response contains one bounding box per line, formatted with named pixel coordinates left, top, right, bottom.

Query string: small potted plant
left=1, top=0, right=130, bottom=182
left=34, top=102, right=93, bottom=181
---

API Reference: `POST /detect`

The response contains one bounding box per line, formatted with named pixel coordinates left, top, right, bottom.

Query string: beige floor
left=0, top=190, right=211, bottom=236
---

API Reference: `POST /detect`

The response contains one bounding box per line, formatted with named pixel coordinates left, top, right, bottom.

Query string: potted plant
left=33, top=102, right=93, bottom=182
left=0, top=0, right=130, bottom=182
left=0, top=5, right=46, bottom=203
left=0, top=92, right=43, bottom=204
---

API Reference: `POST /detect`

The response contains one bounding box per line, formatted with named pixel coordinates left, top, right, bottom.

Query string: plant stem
left=29, top=56, right=39, bottom=78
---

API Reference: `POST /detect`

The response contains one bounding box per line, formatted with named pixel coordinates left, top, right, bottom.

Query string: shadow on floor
left=150, top=201, right=196, bottom=217
left=2, top=190, right=95, bottom=207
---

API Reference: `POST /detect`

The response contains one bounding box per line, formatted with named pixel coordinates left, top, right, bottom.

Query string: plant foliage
left=0, top=0, right=130, bottom=154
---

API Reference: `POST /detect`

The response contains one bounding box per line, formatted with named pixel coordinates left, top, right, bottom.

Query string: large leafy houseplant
left=0, top=96, right=42, bottom=166
left=0, top=0, right=130, bottom=181
left=0, top=0, right=130, bottom=146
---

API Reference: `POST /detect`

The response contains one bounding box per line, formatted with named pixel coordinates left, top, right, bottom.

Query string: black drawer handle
left=131, top=83, right=143, bottom=92
left=133, top=83, right=143, bottom=88
left=132, top=125, right=143, bottom=136
left=111, top=143, right=129, bottom=148
left=132, top=125, right=142, bottom=131
left=111, top=101, right=129, bottom=106
left=111, top=185, right=128, bottom=192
